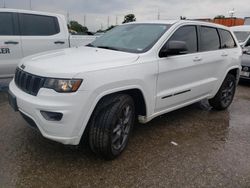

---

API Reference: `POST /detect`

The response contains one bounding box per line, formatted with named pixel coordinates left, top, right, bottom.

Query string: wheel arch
left=210, top=66, right=241, bottom=99
left=79, top=87, right=148, bottom=144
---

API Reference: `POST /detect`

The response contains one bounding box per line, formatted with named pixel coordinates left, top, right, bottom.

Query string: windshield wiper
left=96, top=46, right=119, bottom=51
left=86, top=43, right=95, bottom=47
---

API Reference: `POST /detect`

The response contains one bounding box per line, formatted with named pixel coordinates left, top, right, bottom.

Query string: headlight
left=44, top=78, right=82, bottom=93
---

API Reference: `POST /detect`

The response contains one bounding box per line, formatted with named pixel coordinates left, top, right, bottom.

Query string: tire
left=89, top=94, right=135, bottom=159
left=209, top=73, right=236, bottom=110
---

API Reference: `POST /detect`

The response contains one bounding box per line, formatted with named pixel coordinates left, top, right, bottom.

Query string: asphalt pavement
left=0, top=83, right=250, bottom=188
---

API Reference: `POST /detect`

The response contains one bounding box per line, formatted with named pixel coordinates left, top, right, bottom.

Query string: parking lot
left=0, top=82, right=249, bottom=187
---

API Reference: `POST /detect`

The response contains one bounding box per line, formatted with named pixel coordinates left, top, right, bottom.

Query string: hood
left=241, top=54, right=250, bottom=66
left=19, top=46, right=140, bottom=78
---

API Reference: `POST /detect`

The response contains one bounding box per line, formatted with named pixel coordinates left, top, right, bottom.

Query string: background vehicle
left=9, top=21, right=241, bottom=159
left=0, top=9, right=97, bottom=78
left=231, top=25, right=250, bottom=47
left=231, top=25, right=250, bottom=80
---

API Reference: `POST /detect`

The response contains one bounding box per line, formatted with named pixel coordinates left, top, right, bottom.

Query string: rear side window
left=200, top=26, right=220, bottom=51
left=168, top=25, right=198, bottom=53
left=19, top=14, right=60, bottom=36
left=219, top=29, right=236, bottom=48
left=0, top=12, right=14, bottom=35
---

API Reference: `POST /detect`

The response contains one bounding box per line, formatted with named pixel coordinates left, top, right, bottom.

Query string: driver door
left=155, top=25, right=210, bottom=112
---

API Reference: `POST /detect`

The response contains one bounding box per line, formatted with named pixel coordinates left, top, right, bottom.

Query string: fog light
left=40, top=111, right=63, bottom=121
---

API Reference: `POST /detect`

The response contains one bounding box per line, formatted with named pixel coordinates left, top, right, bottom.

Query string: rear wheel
left=209, top=73, right=236, bottom=110
left=89, top=94, right=135, bottom=159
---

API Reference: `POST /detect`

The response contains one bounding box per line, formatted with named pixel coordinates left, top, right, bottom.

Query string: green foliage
left=106, top=25, right=116, bottom=31
left=122, top=14, right=136, bottom=24
left=180, top=16, right=186, bottom=20
left=214, top=15, right=225, bottom=19
left=68, top=21, right=88, bottom=34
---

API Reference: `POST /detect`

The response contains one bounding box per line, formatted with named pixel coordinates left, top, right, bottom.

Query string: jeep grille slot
left=15, top=68, right=45, bottom=96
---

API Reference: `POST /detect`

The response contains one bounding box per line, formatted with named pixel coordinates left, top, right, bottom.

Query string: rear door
left=19, top=13, right=68, bottom=57
left=218, top=29, right=240, bottom=76
left=0, top=12, right=22, bottom=78
left=198, top=26, right=229, bottom=92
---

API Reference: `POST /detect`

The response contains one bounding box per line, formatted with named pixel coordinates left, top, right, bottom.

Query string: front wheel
left=209, top=74, right=236, bottom=110
left=89, top=94, right=135, bottom=159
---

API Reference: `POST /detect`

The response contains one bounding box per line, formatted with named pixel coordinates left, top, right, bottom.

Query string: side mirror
left=159, top=41, right=188, bottom=57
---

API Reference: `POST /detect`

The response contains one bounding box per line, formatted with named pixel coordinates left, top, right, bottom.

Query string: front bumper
left=9, top=80, right=93, bottom=145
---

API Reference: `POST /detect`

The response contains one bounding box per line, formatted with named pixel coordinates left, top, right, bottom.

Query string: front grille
left=15, top=68, right=45, bottom=96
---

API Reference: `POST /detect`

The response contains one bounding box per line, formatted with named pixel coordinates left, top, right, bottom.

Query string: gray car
left=241, top=47, right=250, bottom=80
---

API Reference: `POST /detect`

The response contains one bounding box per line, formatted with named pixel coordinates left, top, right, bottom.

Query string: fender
left=210, top=65, right=241, bottom=99
left=76, top=85, right=149, bottom=144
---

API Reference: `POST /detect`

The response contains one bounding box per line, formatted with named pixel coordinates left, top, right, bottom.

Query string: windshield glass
left=233, top=31, right=250, bottom=43
left=90, top=24, right=171, bottom=53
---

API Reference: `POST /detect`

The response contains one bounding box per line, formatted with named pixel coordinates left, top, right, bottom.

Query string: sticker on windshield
left=0, top=48, right=10, bottom=54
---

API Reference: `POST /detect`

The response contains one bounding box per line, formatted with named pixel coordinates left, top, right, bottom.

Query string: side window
left=200, top=26, right=220, bottom=51
left=245, top=38, right=250, bottom=47
left=219, top=29, right=236, bottom=48
left=168, top=25, right=198, bottom=53
left=0, top=13, right=14, bottom=36
left=19, top=14, right=60, bottom=36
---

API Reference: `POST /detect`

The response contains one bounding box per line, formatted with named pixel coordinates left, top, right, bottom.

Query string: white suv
left=8, top=20, right=241, bottom=159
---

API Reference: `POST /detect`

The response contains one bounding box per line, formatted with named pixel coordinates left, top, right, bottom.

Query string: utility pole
left=107, top=16, right=110, bottom=29
left=3, top=0, right=6, bottom=8
left=67, top=12, right=70, bottom=25
left=29, top=0, right=32, bottom=10
left=84, top=15, right=86, bottom=27
left=157, top=8, right=160, bottom=20
left=229, top=8, right=235, bottom=18
left=116, top=15, right=118, bottom=25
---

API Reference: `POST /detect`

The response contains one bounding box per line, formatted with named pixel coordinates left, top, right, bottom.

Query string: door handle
left=54, top=41, right=65, bottom=44
left=4, top=41, right=19, bottom=45
left=193, top=56, right=202, bottom=62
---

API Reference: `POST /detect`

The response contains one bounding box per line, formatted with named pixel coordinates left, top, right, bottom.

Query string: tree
left=180, top=16, right=186, bottom=20
left=106, top=25, right=116, bottom=31
left=214, top=15, right=225, bottom=19
left=68, top=21, right=88, bottom=34
left=122, top=14, right=136, bottom=24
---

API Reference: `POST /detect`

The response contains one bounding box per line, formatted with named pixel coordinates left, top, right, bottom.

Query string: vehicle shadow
left=3, top=98, right=231, bottom=187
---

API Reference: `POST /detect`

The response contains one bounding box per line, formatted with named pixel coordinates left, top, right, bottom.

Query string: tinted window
left=200, top=27, right=220, bottom=51
left=219, top=29, right=236, bottom=48
left=168, top=26, right=197, bottom=53
left=233, top=31, right=250, bottom=43
left=0, top=13, right=14, bottom=35
left=20, top=14, right=59, bottom=36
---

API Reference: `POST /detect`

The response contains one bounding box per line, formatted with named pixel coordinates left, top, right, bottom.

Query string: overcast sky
left=1, top=0, right=250, bottom=31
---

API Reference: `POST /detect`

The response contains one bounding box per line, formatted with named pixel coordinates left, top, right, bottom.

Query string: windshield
left=233, top=31, right=250, bottom=43
left=89, top=24, right=171, bottom=53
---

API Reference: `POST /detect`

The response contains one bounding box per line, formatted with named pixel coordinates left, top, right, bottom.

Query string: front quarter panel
left=74, top=57, right=158, bottom=139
